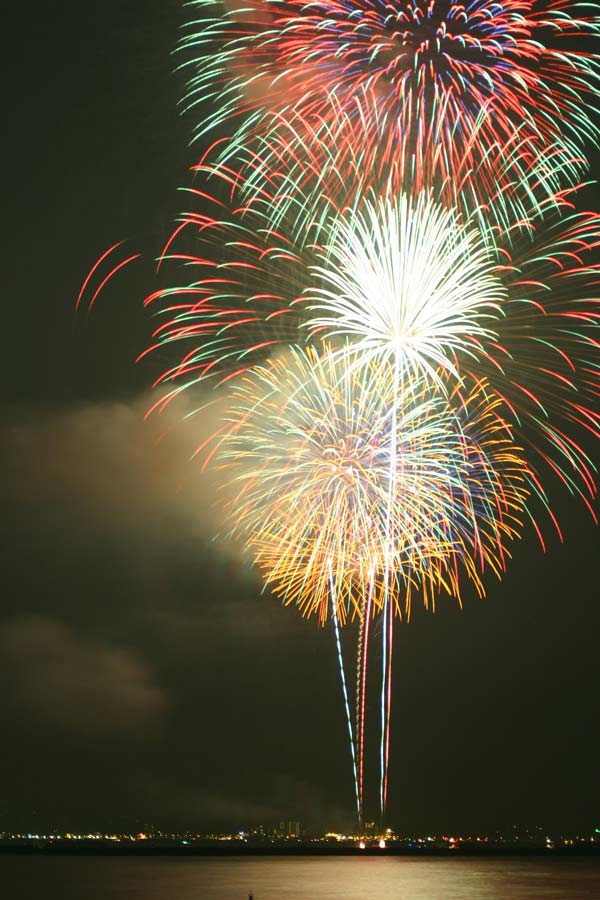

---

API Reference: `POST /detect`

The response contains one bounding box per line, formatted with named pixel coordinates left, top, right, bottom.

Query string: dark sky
left=2, top=1, right=599, bottom=836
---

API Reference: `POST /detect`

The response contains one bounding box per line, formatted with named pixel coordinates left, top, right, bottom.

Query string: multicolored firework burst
left=180, top=0, right=600, bottom=222
left=214, top=348, right=529, bottom=618
left=145, top=187, right=600, bottom=521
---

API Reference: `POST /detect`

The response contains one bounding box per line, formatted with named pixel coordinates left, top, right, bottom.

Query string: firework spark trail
left=382, top=589, right=394, bottom=819
left=380, top=582, right=392, bottom=823
left=354, top=612, right=365, bottom=821
left=379, top=349, right=401, bottom=822
left=330, top=564, right=360, bottom=820
left=76, top=242, right=141, bottom=312
left=355, top=569, right=374, bottom=825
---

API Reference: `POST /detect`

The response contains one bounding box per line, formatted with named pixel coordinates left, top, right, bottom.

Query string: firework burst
left=145, top=187, right=600, bottom=518
left=213, top=346, right=530, bottom=623
left=180, top=0, right=600, bottom=219
left=307, top=192, right=504, bottom=383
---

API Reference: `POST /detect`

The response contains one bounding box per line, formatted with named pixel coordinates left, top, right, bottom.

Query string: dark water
left=1, top=854, right=599, bottom=900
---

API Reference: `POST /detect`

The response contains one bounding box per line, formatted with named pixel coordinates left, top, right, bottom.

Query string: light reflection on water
left=1, top=854, right=599, bottom=900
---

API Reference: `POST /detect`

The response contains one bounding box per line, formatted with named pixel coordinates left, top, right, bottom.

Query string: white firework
left=307, top=193, right=505, bottom=384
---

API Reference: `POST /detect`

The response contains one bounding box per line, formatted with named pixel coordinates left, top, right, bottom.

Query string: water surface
left=2, top=854, right=599, bottom=900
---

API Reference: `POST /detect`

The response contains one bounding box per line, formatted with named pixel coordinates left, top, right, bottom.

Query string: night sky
left=2, top=1, right=599, bottom=836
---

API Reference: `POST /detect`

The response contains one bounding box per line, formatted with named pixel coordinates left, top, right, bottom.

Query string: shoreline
left=2, top=842, right=599, bottom=858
